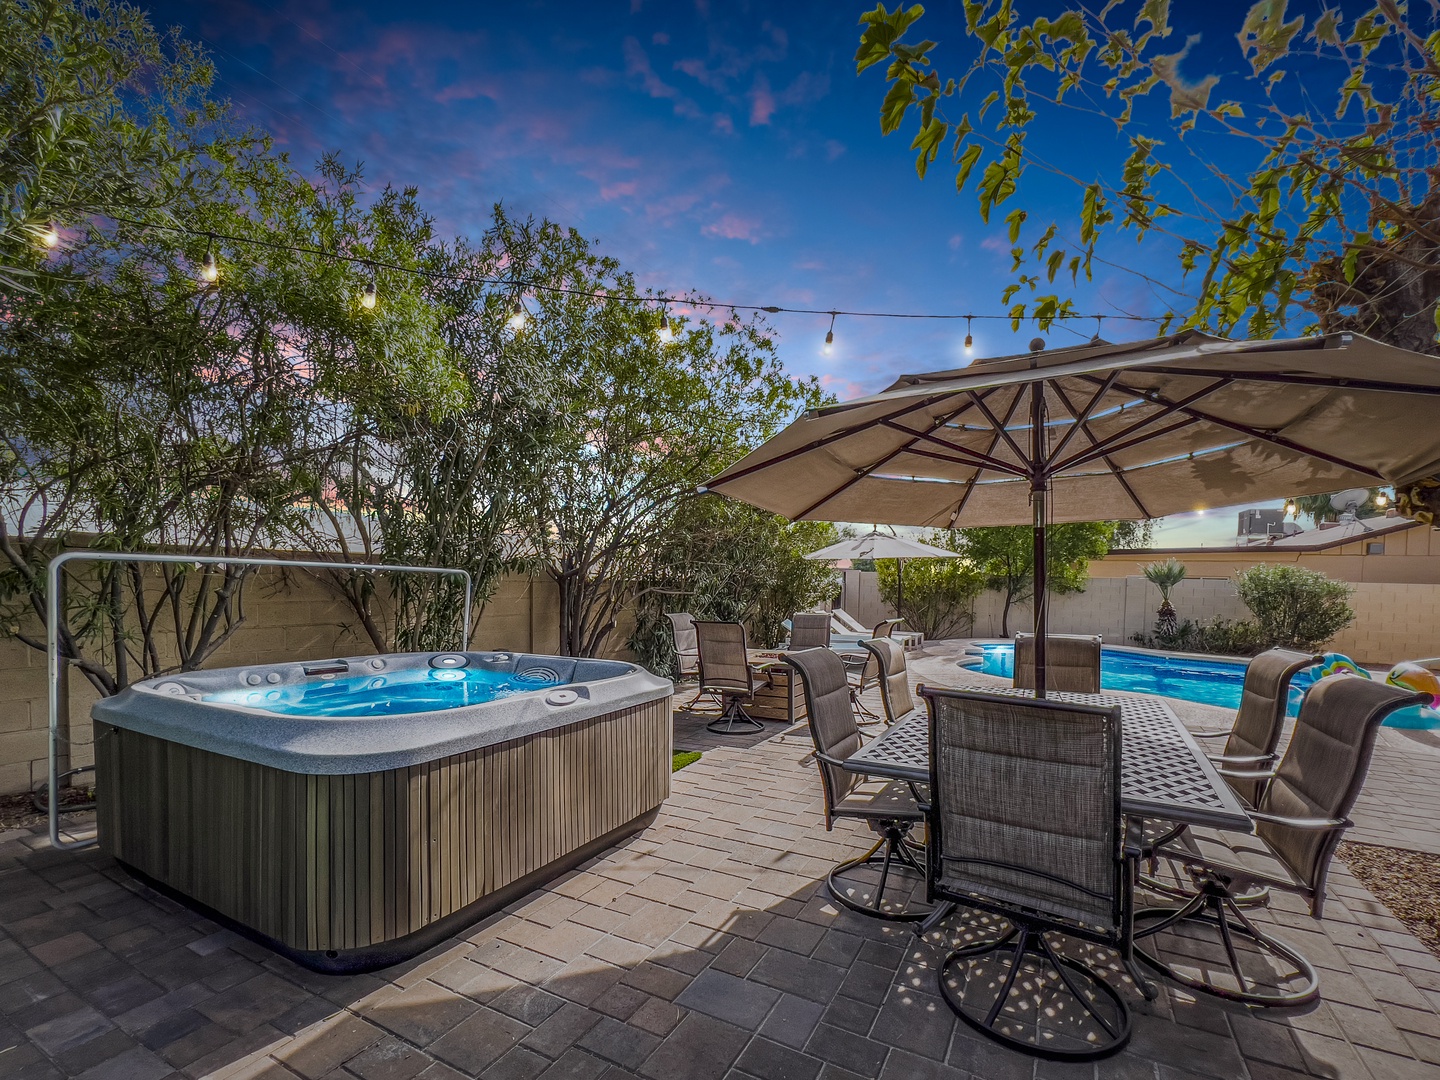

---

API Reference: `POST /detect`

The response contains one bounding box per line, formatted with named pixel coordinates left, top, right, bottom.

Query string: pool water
left=970, top=643, right=1437, bottom=728
left=205, top=666, right=565, bottom=717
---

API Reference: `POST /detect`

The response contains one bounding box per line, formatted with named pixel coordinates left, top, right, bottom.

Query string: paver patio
left=4, top=647, right=1440, bottom=1079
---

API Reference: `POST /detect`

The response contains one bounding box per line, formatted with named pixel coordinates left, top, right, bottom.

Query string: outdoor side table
left=843, top=686, right=1252, bottom=831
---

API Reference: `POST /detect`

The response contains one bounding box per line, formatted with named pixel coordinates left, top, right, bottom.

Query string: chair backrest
left=665, top=613, right=700, bottom=677
left=872, top=617, right=905, bottom=639
left=789, top=612, right=832, bottom=650
left=832, top=608, right=869, bottom=635
left=1013, top=633, right=1102, bottom=694
left=694, top=621, right=754, bottom=695
left=1257, top=674, right=1428, bottom=914
left=1226, top=647, right=1322, bottom=767
left=784, top=648, right=865, bottom=823
left=861, top=637, right=914, bottom=724
left=922, top=687, right=1125, bottom=934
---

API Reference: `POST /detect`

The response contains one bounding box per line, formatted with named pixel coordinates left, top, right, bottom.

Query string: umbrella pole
left=1030, top=383, right=1048, bottom=698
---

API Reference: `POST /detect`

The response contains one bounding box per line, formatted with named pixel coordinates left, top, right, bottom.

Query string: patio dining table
left=843, top=686, right=1252, bottom=831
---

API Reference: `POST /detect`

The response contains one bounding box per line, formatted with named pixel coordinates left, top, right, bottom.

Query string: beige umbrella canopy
left=804, top=529, right=961, bottom=611
left=704, top=330, right=1440, bottom=690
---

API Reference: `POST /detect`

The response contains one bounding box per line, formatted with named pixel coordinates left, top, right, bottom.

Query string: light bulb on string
left=199, top=237, right=219, bottom=284
left=1375, top=491, right=1389, bottom=508
left=1284, top=501, right=1297, bottom=517
left=822, top=312, right=837, bottom=354
left=360, top=275, right=377, bottom=310
left=507, top=298, right=528, bottom=331
left=963, top=315, right=974, bottom=353
left=39, top=222, right=60, bottom=249
left=656, top=307, right=674, bottom=344
left=1090, top=315, right=1105, bottom=346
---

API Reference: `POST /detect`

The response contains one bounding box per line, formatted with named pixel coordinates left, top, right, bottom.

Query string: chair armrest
left=1190, top=729, right=1233, bottom=740
left=1206, top=752, right=1277, bottom=766
left=1247, top=810, right=1350, bottom=831
left=1214, top=766, right=1279, bottom=781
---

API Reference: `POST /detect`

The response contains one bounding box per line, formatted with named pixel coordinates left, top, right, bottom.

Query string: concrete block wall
left=0, top=568, right=602, bottom=796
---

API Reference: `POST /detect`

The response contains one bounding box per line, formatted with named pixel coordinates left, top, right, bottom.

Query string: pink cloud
left=652, top=31, right=670, bottom=45
left=434, top=78, right=498, bottom=105
left=712, top=113, right=735, bottom=135
left=749, top=74, right=776, bottom=126
left=825, top=140, right=846, bottom=161
left=819, top=372, right=868, bottom=400
left=600, top=180, right=639, bottom=200
left=948, top=234, right=964, bottom=250
left=980, top=235, right=1011, bottom=253
left=702, top=213, right=763, bottom=243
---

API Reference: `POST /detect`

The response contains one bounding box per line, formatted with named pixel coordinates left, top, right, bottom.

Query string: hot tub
left=92, top=651, right=673, bottom=972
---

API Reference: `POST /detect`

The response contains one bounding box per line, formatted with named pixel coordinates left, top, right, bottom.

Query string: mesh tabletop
left=847, top=686, right=1251, bottom=830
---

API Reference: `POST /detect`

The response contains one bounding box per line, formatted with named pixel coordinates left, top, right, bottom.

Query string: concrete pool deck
left=3, top=650, right=1440, bottom=1079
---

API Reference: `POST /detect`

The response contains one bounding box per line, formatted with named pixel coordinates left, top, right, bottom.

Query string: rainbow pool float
left=1304, top=653, right=1440, bottom=729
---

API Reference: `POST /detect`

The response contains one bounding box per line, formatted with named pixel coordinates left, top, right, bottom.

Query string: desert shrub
left=1134, top=617, right=1267, bottom=657
left=1234, top=565, right=1355, bottom=651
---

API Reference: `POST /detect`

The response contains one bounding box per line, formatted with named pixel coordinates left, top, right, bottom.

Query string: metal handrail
left=47, top=551, right=472, bottom=851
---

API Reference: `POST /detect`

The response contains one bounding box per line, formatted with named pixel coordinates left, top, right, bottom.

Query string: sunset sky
left=139, top=0, right=1350, bottom=544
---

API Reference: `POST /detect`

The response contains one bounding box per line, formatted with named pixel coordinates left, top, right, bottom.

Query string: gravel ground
left=0, top=787, right=94, bottom=831
left=1339, top=841, right=1440, bottom=958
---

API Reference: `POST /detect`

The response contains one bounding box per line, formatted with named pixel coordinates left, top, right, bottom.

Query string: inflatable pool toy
left=1313, top=652, right=1372, bottom=680
left=1386, top=661, right=1440, bottom=708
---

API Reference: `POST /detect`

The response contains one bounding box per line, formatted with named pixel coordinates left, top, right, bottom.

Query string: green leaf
left=1005, top=207, right=1027, bottom=243
left=954, top=142, right=984, bottom=191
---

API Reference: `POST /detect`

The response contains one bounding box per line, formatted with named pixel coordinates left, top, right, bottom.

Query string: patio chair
left=832, top=608, right=870, bottom=636
left=860, top=637, right=920, bottom=725
left=788, top=612, right=832, bottom=650
left=1137, top=674, right=1430, bottom=1006
left=665, top=613, right=712, bottom=711
left=921, top=686, right=1147, bottom=1060
left=873, top=617, right=923, bottom=650
left=694, top=620, right=770, bottom=735
left=1013, top=633, right=1102, bottom=694
left=784, top=647, right=931, bottom=921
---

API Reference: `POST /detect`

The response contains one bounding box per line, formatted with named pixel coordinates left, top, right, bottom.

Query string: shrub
left=1234, top=565, right=1355, bottom=651
left=1133, top=617, right=1267, bottom=657
left=875, top=533, right=984, bottom=640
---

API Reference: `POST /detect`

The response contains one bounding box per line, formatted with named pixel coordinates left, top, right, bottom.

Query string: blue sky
left=140, top=0, right=1355, bottom=544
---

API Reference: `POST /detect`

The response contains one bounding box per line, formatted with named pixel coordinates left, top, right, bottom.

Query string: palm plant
left=1142, top=559, right=1188, bottom=637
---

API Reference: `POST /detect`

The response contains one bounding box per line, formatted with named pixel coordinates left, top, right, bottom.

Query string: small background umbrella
left=804, top=528, right=961, bottom=613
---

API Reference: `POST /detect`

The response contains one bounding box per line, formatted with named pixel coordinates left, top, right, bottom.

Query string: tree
left=1142, top=558, right=1187, bottom=636
left=508, top=239, right=824, bottom=657
left=1, top=0, right=211, bottom=291
left=1234, top=564, right=1355, bottom=651
left=874, top=532, right=984, bottom=640
left=630, top=498, right=839, bottom=677
left=854, top=2, right=1440, bottom=352
left=961, top=521, right=1117, bottom=636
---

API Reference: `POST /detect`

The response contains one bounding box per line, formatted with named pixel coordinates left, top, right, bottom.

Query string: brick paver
left=4, top=648, right=1440, bottom=1079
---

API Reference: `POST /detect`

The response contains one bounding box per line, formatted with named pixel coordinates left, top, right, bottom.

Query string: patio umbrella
left=704, top=330, right=1440, bottom=693
left=804, top=529, right=961, bottom=611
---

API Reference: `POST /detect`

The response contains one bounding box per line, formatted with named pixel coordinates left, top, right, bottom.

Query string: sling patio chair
left=1013, top=633, right=1102, bottom=694
left=1137, top=673, right=1430, bottom=1006
left=694, top=620, right=772, bottom=735
left=665, top=612, right=713, bottom=712
left=788, top=611, right=833, bottom=650
left=921, top=686, right=1151, bottom=1061
left=860, top=636, right=922, bottom=726
left=1141, top=648, right=1322, bottom=900
left=784, top=647, right=931, bottom=921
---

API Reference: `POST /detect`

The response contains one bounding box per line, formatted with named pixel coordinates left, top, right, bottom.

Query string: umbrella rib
left=1050, top=382, right=1154, bottom=518
left=1044, top=372, right=1119, bottom=467
left=1139, top=367, right=1440, bottom=396
left=966, top=390, right=1031, bottom=470
left=704, top=390, right=988, bottom=489
left=948, top=381, right=1030, bottom=528
left=879, top=420, right=1030, bottom=475
left=1051, top=379, right=1231, bottom=473
left=1074, top=375, right=1387, bottom=480
left=789, top=397, right=995, bottom=520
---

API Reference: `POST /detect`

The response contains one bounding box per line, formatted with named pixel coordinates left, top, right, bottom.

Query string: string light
left=39, top=222, right=60, bottom=248
left=656, top=307, right=674, bottom=344
left=964, top=315, right=974, bottom=352
left=102, top=214, right=1176, bottom=332
left=199, top=236, right=219, bottom=284
left=360, top=273, right=377, bottom=310
left=1284, top=500, right=1297, bottom=516
left=1375, top=491, right=1389, bottom=508
left=1091, top=315, right=1105, bottom=345
left=823, top=312, right=836, bottom=354
left=507, top=298, right=527, bottom=331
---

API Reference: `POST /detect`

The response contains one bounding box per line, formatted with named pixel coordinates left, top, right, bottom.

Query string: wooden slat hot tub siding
left=94, top=697, right=671, bottom=952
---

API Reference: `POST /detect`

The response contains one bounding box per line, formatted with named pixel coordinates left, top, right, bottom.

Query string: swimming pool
left=964, top=642, right=1438, bottom=728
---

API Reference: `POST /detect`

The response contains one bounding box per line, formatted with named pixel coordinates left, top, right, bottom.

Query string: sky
left=136, top=0, right=1365, bottom=546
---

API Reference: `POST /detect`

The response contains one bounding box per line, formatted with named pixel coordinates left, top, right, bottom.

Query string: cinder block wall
left=0, top=568, right=632, bottom=796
